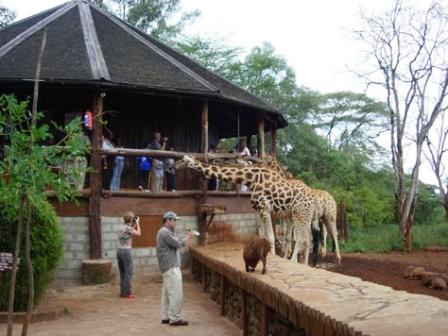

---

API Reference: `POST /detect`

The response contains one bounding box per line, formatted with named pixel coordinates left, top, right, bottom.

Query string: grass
left=338, top=222, right=448, bottom=253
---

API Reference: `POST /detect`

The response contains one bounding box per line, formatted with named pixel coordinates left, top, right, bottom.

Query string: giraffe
left=255, top=154, right=341, bottom=264
left=175, top=155, right=317, bottom=264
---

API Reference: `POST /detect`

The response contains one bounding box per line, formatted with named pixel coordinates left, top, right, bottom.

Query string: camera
left=133, top=216, right=139, bottom=222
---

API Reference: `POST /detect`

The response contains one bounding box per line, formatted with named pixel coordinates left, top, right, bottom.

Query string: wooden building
left=0, top=0, right=287, bottom=279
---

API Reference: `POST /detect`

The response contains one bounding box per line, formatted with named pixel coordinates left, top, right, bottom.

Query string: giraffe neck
left=191, top=160, right=261, bottom=185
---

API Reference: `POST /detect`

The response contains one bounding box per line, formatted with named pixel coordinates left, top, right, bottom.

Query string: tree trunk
left=88, top=93, right=104, bottom=259
left=404, top=198, right=417, bottom=251
left=444, top=189, right=448, bottom=220
left=7, top=195, right=25, bottom=336
left=21, top=198, right=34, bottom=336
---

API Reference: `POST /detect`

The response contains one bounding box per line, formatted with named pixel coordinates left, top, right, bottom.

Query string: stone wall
left=56, top=212, right=257, bottom=281
left=192, top=257, right=308, bottom=336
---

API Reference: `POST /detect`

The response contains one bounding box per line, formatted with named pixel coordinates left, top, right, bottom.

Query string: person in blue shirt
left=137, top=143, right=152, bottom=190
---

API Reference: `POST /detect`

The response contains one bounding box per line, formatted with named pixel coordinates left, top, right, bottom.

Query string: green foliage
left=112, top=0, right=199, bottom=41
left=340, top=223, right=448, bottom=253
left=0, top=4, right=15, bottom=28
left=414, top=183, right=446, bottom=225
left=0, top=197, right=63, bottom=311
left=340, top=225, right=403, bottom=253
left=0, top=94, right=89, bottom=310
left=0, top=95, right=90, bottom=204
left=412, top=223, right=448, bottom=249
left=311, top=91, right=389, bottom=153
left=176, top=36, right=242, bottom=80
left=177, top=36, right=444, bottom=232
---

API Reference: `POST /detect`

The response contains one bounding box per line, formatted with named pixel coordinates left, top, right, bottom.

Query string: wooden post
left=150, top=158, right=156, bottom=191
left=202, top=264, right=207, bottom=292
left=199, top=100, right=209, bottom=245
left=201, top=100, right=209, bottom=156
left=88, top=92, right=104, bottom=259
left=261, top=303, right=269, bottom=336
left=271, top=128, right=277, bottom=158
left=220, top=275, right=225, bottom=316
left=257, top=112, right=265, bottom=159
left=241, top=289, right=248, bottom=336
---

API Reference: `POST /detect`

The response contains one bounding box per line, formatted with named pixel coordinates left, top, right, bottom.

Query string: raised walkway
left=191, top=242, right=448, bottom=336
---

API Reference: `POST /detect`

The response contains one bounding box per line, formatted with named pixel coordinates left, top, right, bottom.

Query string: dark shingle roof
left=0, top=0, right=287, bottom=128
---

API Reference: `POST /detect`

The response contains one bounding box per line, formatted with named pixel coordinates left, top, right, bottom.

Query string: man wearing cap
left=156, top=211, right=192, bottom=326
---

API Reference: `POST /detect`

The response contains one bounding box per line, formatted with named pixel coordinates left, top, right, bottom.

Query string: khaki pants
left=161, top=267, right=183, bottom=322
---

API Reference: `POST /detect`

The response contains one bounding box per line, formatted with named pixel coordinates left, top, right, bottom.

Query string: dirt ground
left=0, top=273, right=240, bottom=336
left=2, top=251, right=448, bottom=335
left=322, top=250, right=448, bottom=301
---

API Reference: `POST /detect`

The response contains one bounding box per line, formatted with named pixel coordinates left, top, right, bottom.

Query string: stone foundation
left=192, top=258, right=307, bottom=336
left=56, top=213, right=257, bottom=281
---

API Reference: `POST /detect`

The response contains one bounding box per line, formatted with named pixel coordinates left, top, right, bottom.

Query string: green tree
left=356, top=0, right=448, bottom=248
left=0, top=5, right=15, bottom=28
left=311, top=91, right=388, bottom=152
left=0, top=95, right=89, bottom=335
left=112, top=0, right=200, bottom=40
left=177, top=36, right=242, bottom=80
left=177, top=36, right=440, bottom=234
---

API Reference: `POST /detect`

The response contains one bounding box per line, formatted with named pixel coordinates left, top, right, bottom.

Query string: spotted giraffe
left=175, top=155, right=317, bottom=264
left=256, top=154, right=341, bottom=264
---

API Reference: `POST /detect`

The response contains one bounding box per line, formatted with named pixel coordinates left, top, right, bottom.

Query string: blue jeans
left=110, top=158, right=124, bottom=191
left=117, top=248, right=133, bottom=296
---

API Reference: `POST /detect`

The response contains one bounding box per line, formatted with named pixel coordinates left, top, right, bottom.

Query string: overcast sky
left=1, top=0, right=444, bottom=185
left=2, top=0, right=394, bottom=93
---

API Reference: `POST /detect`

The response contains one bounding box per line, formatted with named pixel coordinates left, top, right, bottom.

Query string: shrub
left=340, top=224, right=403, bottom=253
left=0, top=197, right=63, bottom=311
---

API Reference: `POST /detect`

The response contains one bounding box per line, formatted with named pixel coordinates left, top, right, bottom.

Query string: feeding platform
left=190, top=242, right=448, bottom=336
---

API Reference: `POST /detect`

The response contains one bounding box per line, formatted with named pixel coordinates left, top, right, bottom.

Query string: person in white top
left=117, top=211, right=141, bottom=298
left=238, top=138, right=251, bottom=192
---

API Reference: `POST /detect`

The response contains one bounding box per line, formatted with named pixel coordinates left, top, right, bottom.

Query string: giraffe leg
left=290, top=211, right=312, bottom=265
left=303, top=230, right=311, bottom=265
left=321, top=225, right=328, bottom=257
left=323, top=216, right=341, bottom=264
left=257, top=213, right=266, bottom=237
left=259, top=209, right=275, bottom=255
left=283, top=219, right=293, bottom=259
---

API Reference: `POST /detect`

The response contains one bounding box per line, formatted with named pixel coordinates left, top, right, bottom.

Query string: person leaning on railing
left=117, top=211, right=141, bottom=299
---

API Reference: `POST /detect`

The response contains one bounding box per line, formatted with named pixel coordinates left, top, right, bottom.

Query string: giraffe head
left=174, top=155, right=196, bottom=169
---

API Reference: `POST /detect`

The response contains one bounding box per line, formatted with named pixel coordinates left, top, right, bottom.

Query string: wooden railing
left=100, top=147, right=261, bottom=162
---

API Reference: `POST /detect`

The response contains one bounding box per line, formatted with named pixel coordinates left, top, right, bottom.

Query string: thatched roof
left=0, top=0, right=287, bottom=129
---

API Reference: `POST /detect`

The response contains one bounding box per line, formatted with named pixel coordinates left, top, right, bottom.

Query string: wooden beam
left=220, top=275, right=225, bottom=316
left=271, top=128, right=277, bottom=158
left=100, top=148, right=262, bottom=162
left=202, top=264, right=207, bottom=292
left=241, top=289, right=248, bottom=336
left=149, top=158, right=156, bottom=191
left=88, top=92, right=104, bottom=259
left=261, top=303, right=269, bottom=336
left=199, top=101, right=209, bottom=243
left=257, top=112, right=265, bottom=159
left=201, top=100, right=209, bottom=156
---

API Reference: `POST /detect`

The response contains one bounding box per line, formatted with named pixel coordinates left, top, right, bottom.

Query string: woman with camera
left=117, top=211, right=141, bottom=299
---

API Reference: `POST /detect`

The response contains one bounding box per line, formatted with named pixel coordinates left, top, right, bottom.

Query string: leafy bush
left=412, top=224, right=448, bottom=249
left=414, top=183, right=446, bottom=225
left=340, top=223, right=448, bottom=253
left=0, top=197, right=63, bottom=311
left=340, top=225, right=403, bottom=253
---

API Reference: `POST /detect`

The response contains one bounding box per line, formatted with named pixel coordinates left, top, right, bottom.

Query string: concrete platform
left=190, top=242, right=448, bottom=336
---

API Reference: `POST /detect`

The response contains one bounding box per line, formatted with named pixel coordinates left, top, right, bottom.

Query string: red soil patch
left=323, top=251, right=448, bottom=301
